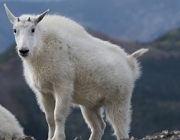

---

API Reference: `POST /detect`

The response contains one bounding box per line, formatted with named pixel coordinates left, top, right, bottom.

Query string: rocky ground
left=0, top=136, right=35, bottom=140
left=0, top=130, right=180, bottom=140
left=122, top=130, right=180, bottom=140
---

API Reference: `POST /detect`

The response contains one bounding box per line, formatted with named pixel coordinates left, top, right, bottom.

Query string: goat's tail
left=130, top=48, right=149, bottom=59
left=128, top=48, right=149, bottom=79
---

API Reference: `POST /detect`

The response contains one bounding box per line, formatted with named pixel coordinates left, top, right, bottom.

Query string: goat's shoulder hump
left=42, top=15, right=88, bottom=35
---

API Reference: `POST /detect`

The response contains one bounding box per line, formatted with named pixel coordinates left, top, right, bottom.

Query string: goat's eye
left=31, top=28, right=35, bottom=33
left=13, top=29, right=16, bottom=33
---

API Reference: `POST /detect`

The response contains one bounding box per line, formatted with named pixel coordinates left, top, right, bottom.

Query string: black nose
left=19, top=49, right=29, bottom=57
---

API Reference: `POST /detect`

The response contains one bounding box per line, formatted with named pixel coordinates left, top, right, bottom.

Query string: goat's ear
left=35, top=9, right=49, bottom=25
left=4, top=4, right=17, bottom=24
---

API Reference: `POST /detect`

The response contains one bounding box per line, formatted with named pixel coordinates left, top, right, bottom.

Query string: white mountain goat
left=0, top=105, right=24, bottom=140
left=4, top=4, right=148, bottom=140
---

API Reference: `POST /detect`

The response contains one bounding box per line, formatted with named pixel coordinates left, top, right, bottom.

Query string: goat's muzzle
left=19, top=49, right=29, bottom=57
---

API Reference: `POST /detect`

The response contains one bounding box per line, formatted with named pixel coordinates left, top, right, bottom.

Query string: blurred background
left=0, top=0, right=180, bottom=139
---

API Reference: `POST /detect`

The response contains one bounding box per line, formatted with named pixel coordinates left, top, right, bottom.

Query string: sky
left=0, top=0, right=64, bottom=1
left=1, top=0, right=180, bottom=52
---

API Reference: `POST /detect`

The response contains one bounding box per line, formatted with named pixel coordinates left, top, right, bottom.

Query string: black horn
left=28, top=17, right=31, bottom=22
left=18, top=17, right=20, bottom=22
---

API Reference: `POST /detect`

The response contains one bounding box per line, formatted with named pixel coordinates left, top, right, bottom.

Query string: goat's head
left=4, top=4, right=49, bottom=58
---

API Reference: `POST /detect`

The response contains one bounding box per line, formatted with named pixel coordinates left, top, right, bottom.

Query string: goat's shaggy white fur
left=4, top=4, right=148, bottom=140
left=0, top=105, right=24, bottom=140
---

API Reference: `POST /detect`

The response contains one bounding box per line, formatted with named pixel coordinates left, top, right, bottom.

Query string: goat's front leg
left=38, top=92, right=55, bottom=140
left=51, top=82, right=73, bottom=140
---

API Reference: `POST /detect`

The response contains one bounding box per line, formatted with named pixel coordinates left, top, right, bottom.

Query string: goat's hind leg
left=105, top=101, right=131, bottom=140
left=80, top=106, right=106, bottom=140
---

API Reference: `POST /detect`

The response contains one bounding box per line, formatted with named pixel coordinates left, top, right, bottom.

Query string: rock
left=141, top=130, right=180, bottom=140
left=0, top=136, right=35, bottom=140
left=121, top=136, right=138, bottom=140
left=120, top=130, right=180, bottom=140
left=17, top=136, right=36, bottom=140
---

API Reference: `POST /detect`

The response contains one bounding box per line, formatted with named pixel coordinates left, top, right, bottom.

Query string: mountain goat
left=0, top=105, right=24, bottom=140
left=4, top=4, right=148, bottom=140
